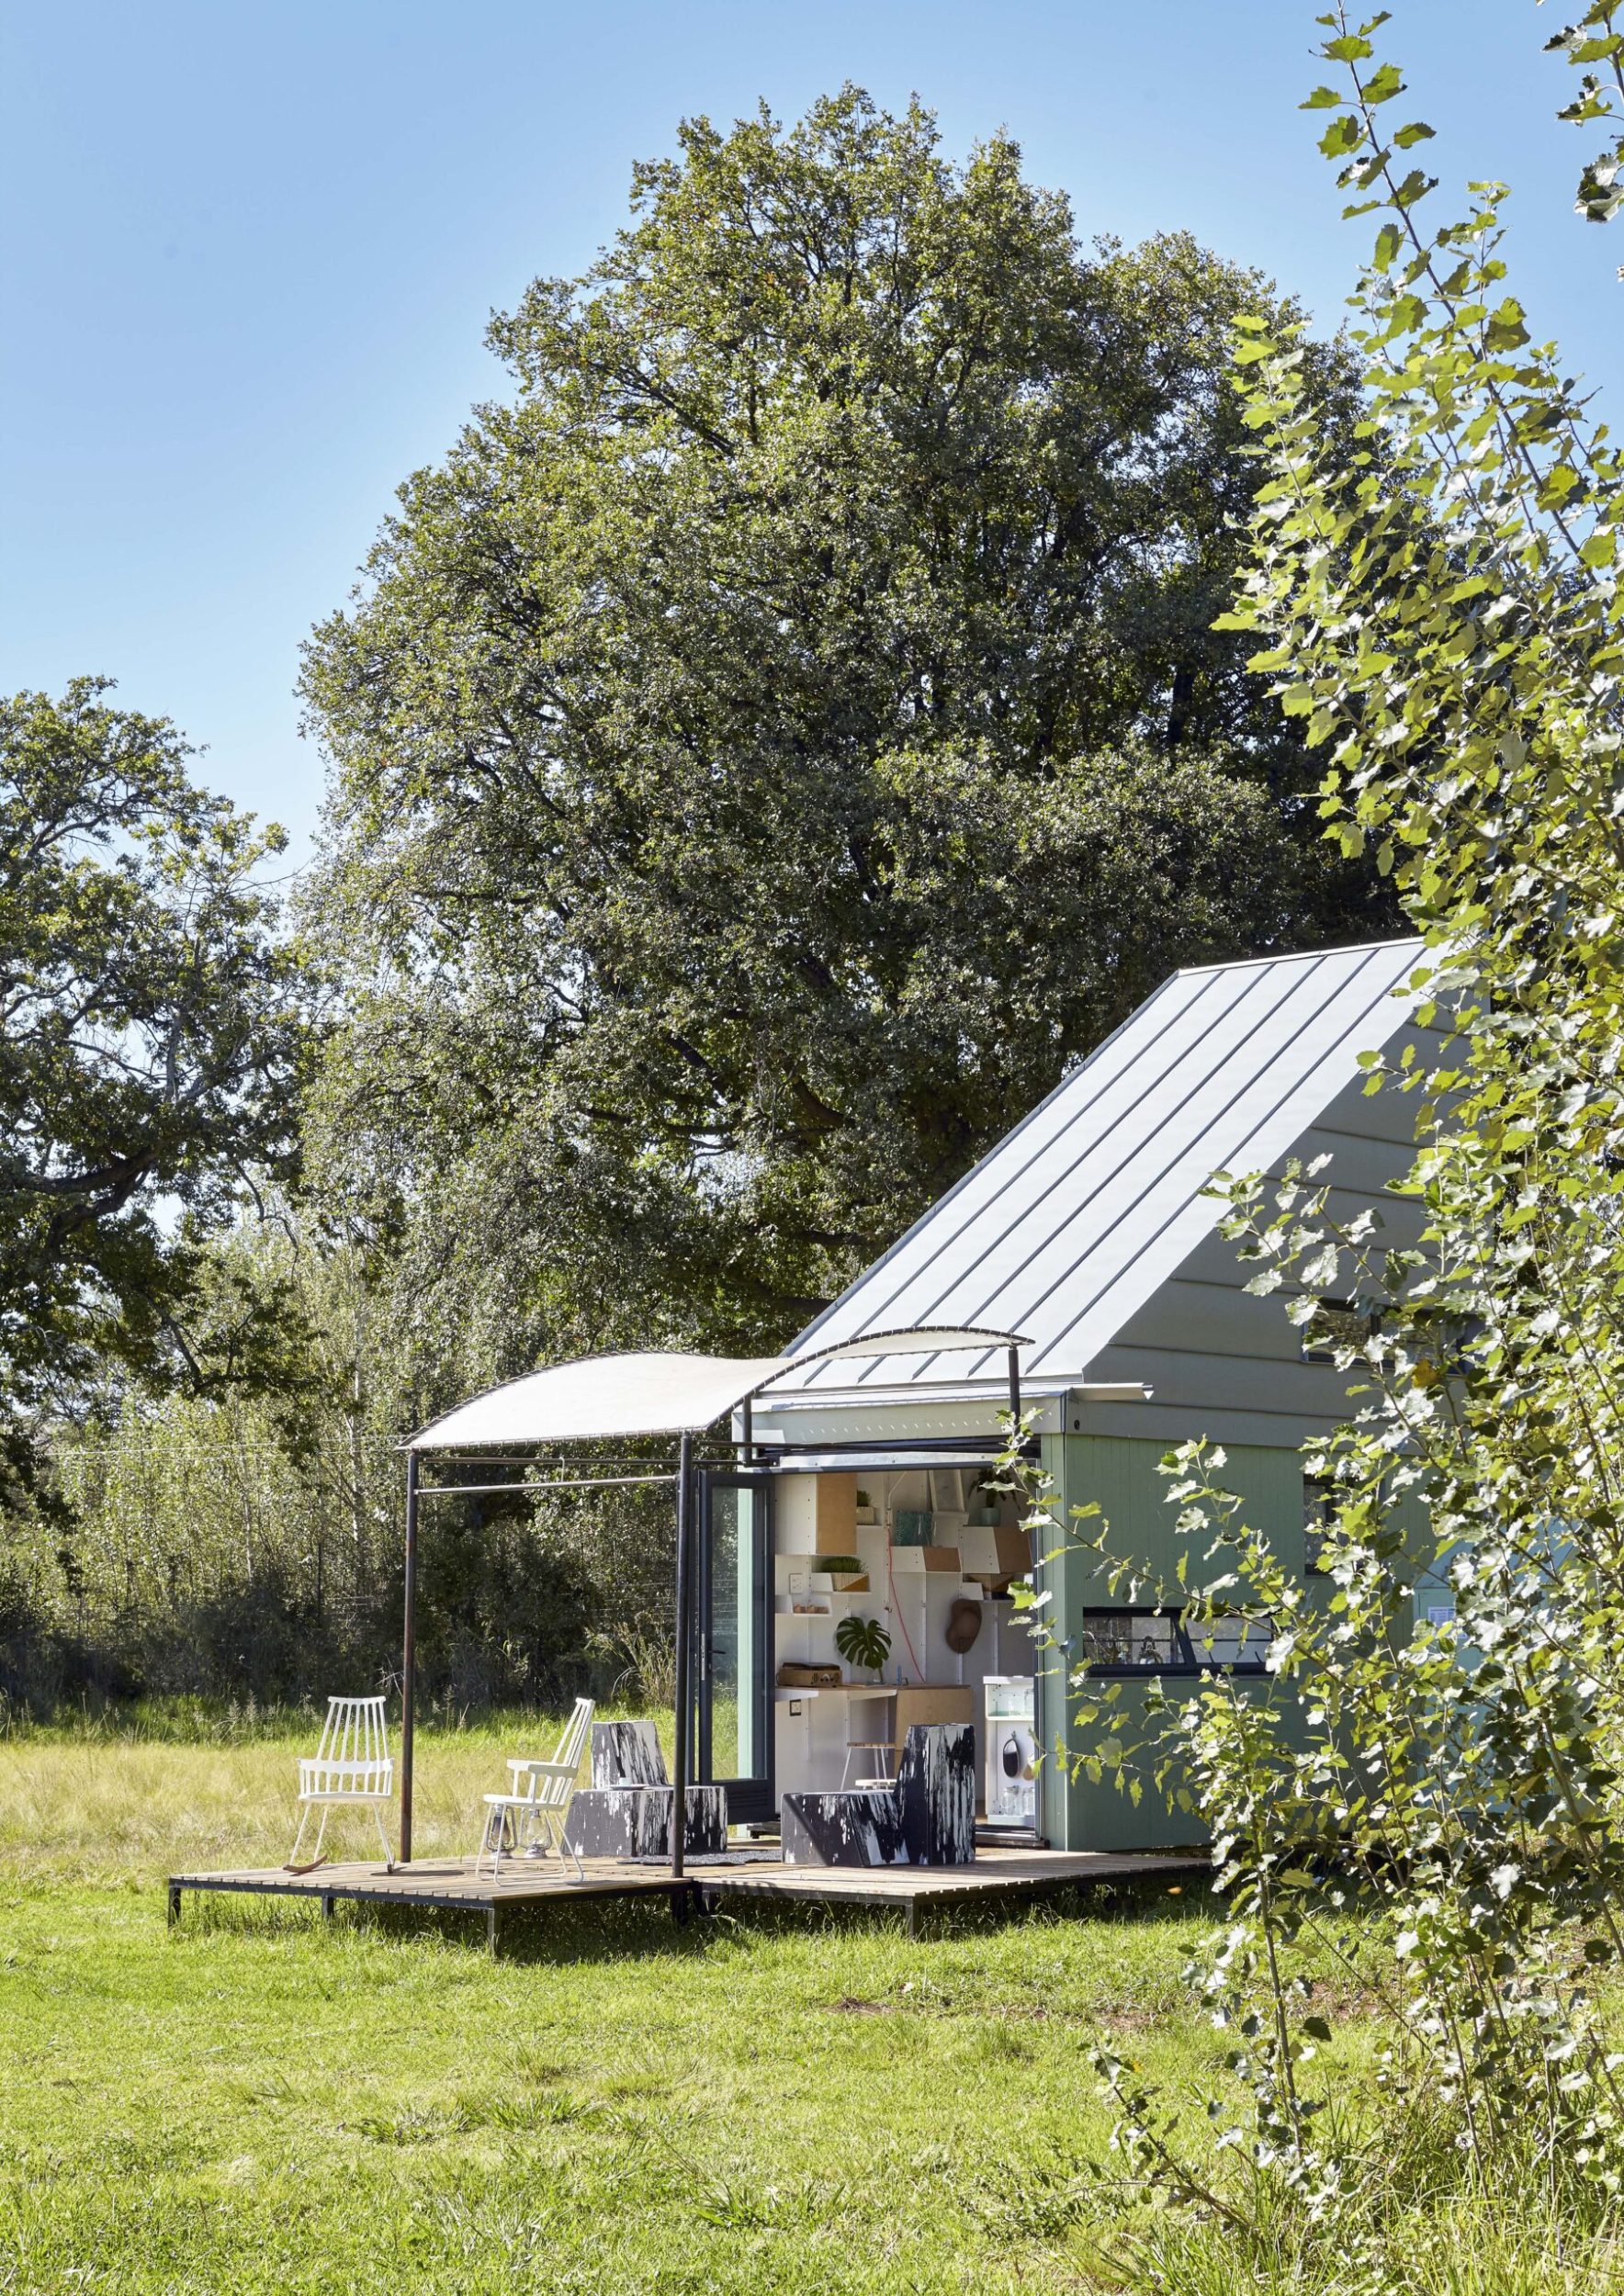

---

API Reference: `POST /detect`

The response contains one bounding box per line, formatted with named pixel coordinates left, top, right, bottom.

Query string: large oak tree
left=302, top=88, right=1391, bottom=1377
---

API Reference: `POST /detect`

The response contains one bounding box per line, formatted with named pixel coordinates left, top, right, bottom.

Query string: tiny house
left=703, top=937, right=1434, bottom=1851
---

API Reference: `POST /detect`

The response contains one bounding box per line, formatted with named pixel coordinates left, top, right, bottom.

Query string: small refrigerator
left=983, top=1675, right=1037, bottom=1827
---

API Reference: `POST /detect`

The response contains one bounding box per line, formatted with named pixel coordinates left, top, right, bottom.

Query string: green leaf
left=1393, top=169, right=1438, bottom=209
left=1484, top=297, right=1530, bottom=351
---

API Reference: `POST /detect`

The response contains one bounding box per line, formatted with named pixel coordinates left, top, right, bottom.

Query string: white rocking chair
left=288, top=1695, right=395, bottom=1870
left=476, top=1697, right=594, bottom=1881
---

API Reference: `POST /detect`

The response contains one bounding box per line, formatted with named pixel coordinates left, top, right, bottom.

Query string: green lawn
left=0, top=1720, right=1618, bottom=2293
left=0, top=1720, right=1211, bottom=2293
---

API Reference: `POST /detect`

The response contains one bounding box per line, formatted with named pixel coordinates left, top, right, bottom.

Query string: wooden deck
left=168, top=1845, right=1205, bottom=1947
left=705, top=1847, right=1201, bottom=1921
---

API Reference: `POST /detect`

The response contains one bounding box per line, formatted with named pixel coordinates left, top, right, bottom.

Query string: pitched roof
left=777, top=937, right=1427, bottom=1396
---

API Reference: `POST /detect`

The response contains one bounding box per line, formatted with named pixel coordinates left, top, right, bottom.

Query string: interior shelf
left=773, top=1683, right=893, bottom=1702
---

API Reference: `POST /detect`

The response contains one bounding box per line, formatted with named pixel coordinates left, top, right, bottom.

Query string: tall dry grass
left=0, top=1705, right=671, bottom=1886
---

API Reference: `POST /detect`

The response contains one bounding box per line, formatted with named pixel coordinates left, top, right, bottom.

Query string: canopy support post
left=400, top=1451, right=418, bottom=1867
left=739, top=1397, right=753, bottom=1468
left=671, top=1431, right=694, bottom=1887
left=1007, top=1345, right=1021, bottom=1438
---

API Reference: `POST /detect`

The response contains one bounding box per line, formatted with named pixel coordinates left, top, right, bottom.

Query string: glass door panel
left=696, top=1472, right=773, bottom=1822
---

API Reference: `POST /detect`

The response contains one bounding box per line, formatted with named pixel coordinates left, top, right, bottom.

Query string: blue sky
left=2, top=2, right=1615, bottom=869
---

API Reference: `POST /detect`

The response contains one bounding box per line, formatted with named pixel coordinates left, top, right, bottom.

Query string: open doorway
left=694, top=1462, right=1042, bottom=1840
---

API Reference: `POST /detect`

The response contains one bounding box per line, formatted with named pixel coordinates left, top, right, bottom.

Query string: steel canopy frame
left=395, top=1326, right=1033, bottom=1878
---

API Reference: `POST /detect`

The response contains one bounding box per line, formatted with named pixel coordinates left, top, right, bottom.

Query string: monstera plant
left=834, top=1615, right=892, bottom=1678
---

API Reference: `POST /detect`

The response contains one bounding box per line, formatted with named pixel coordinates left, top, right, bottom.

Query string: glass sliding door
left=694, top=1471, right=773, bottom=1824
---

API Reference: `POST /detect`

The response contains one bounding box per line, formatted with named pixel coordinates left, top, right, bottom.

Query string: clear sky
left=2, top=2, right=1616, bottom=870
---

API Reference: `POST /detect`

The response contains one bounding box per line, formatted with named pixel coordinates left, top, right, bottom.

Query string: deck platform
left=167, top=1845, right=1205, bottom=1947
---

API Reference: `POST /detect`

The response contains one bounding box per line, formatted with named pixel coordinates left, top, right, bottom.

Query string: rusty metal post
left=670, top=1432, right=694, bottom=1886
left=400, top=1450, right=419, bottom=1866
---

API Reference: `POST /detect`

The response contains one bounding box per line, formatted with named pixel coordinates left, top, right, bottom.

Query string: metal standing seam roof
left=773, top=937, right=1428, bottom=1398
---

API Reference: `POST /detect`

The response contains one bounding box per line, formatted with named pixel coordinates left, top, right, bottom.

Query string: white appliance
left=983, top=1675, right=1037, bottom=1827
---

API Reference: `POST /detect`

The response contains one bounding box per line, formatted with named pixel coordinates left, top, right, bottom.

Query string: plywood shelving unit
left=771, top=1466, right=1037, bottom=1797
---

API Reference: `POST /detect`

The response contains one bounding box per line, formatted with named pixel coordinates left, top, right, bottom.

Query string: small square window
left=1302, top=1299, right=1370, bottom=1364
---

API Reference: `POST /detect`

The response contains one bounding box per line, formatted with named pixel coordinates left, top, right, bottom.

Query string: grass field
left=1, top=1715, right=1620, bottom=2293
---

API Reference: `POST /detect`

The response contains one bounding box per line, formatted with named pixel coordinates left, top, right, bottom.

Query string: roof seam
left=780, top=938, right=1424, bottom=1392
left=783, top=964, right=1201, bottom=1368
left=833, top=966, right=1263, bottom=1390
left=843, top=957, right=1303, bottom=1389
left=1025, top=949, right=1417, bottom=1373
left=1172, top=934, right=1425, bottom=982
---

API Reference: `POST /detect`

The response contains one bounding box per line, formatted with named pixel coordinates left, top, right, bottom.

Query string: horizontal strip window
left=1077, top=1608, right=1272, bottom=1675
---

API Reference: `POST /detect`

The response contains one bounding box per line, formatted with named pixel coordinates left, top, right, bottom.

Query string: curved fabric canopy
left=406, top=1327, right=1030, bottom=1451
left=408, top=1353, right=787, bottom=1451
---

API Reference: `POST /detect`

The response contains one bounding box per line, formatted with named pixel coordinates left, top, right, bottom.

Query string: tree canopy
left=302, top=86, right=1391, bottom=1375
left=0, top=680, right=305, bottom=1494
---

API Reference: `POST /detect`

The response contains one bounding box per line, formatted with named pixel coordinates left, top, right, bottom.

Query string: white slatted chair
left=288, top=1695, right=395, bottom=1870
left=476, top=1697, right=593, bottom=1882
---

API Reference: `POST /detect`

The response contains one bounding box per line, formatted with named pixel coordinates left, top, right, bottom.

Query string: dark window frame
left=1302, top=1298, right=1372, bottom=1365
left=1076, top=1605, right=1272, bottom=1678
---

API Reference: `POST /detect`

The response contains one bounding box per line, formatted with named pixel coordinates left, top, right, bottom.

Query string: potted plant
left=821, top=1552, right=868, bottom=1593
left=834, top=1614, right=892, bottom=1681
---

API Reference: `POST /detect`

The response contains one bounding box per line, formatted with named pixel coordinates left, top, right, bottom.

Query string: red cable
left=885, top=1542, right=926, bottom=1683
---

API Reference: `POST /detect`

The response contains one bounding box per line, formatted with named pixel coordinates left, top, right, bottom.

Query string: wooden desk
left=840, top=1684, right=976, bottom=1784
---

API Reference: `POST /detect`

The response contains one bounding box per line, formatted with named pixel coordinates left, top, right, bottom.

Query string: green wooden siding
left=1035, top=1433, right=1313, bottom=1851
